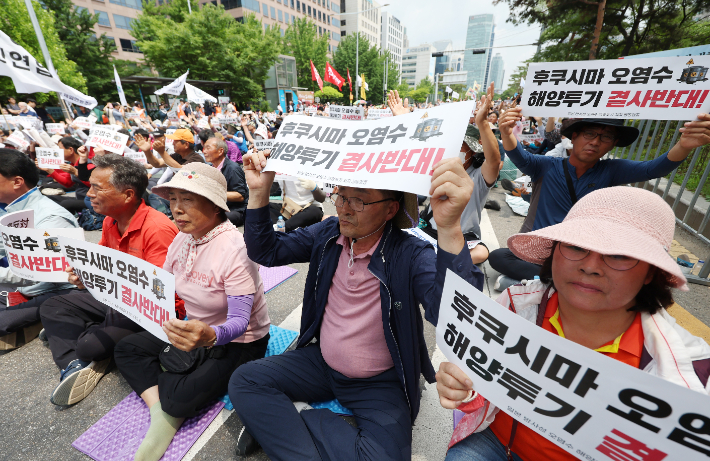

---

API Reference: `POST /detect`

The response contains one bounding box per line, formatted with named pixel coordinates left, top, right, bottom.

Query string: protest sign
left=91, top=123, right=120, bottom=132
left=17, top=118, right=42, bottom=131
left=305, top=106, right=317, bottom=115
left=297, top=91, right=314, bottom=104
left=265, top=101, right=474, bottom=196
left=86, top=127, right=129, bottom=154
left=255, top=139, right=274, bottom=151
left=36, top=147, right=64, bottom=169
left=73, top=117, right=93, bottom=130
left=5, top=130, right=30, bottom=150
left=0, top=210, right=84, bottom=283
left=367, top=108, right=393, bottom=120
left=437, top=270, right=710, bottom=461
left=523, top=56, right=710, bottom=119
left=218, top=96, right=230, bottom=105
left=58, top=237, right=175, bottom=342
left=218, top=115, right=240, bottom=125
left=124, top=111, right=140, bottom=120
left=405, top=227, right=438, bottom=252
left=45, top=123, right=65, bottom=135
left=517, top=133, right=545, bottom=143
left=197, top=117, right=210, bottom=129
left=167, top=111, right=179, bottom=122
left=330, top=105, right=364, bottom=121
left=124, top=150, right=148, bottom=165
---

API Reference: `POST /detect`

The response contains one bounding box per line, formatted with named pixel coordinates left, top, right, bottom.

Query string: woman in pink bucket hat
left=436, top=186, right=710, bottom=461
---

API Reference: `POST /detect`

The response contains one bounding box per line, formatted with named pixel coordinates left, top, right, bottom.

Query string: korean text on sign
left=58, top=237, right=175, bottom=342
left=265, top=101, right=474, bottom=196
left=36, top=147, right=64, bottom=169
left=437, top=270, right=710, bottom=461
left=86, top=127, right=129, bottom=154
left=522, top=56, right=710, bottom=120
left=330, top=105, right=365, bottom=121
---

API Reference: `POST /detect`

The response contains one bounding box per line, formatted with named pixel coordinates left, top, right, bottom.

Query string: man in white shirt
left=269, top=178, right=325, bottom=231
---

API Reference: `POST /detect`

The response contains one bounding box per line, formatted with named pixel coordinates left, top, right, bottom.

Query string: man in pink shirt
left=228, top=147, right=484, bottom=461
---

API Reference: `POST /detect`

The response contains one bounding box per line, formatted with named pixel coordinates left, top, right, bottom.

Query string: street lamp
left=340, top=3, right=389, bottom=104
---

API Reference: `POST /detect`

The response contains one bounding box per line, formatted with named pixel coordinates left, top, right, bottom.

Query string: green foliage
left=257, top=99, right=272, bottom=112
left=283, top=18, right=330, bottom=87
left=416, top=76, right=434, bottom=92
left=500, top=64, right=528, bottom=100
left=132, top=5, right=282, bottom=104
left=0, top=0, right=86, bottom=103
left=395, top=82, right=410, bottom=98
left=409, top=88, right=430, bottom=103
left=315, top=85, right=343, bottom=101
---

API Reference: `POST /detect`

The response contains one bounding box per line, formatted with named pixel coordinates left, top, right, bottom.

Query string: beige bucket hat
left=151, top=162, right=229, bottom=211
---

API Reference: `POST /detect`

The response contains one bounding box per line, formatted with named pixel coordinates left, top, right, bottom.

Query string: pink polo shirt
left=319, top=234, right=394, bottom=378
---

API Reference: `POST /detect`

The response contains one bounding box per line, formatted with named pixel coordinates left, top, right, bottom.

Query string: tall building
left=489, top=53, right=505, bottom=92
left=339, top=0, right=382, bottom=49
left=401, top=43, right=432, bottom=88
left=72, top=0, right=144, bottom=62
left=380, top=12, right=404, bottom=83
left=402, top=26, right=409, bottom=49
left=463, top=14, right=495, bottom=90
left=432, top=40, right=453, bottom=76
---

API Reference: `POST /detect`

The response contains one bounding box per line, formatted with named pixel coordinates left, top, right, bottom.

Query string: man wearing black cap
left=490, top=107, right=710, bottom=289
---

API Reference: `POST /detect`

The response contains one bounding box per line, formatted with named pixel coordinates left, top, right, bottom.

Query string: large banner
left=522, top=56, right=710, bottom=119
left=0, top=210, right=84, bottom=282
left=86, top=126, right=129, bottom=154
left=185, top=82, right=217, bottom=104
left=264, top=101, right=474, bottom=196
left=329, top=105, right=364, bottom=121
left=437, top=270, right=710, bottom=461
left=58, top=237, right=175, bottom=342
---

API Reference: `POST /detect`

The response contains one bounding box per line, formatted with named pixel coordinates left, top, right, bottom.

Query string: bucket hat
left=561, top=118, right=639, bottom=147
left=463, top=124, right=484, bottom=153
left=151, top=162, right=229, bottom=211
left=508, top=186, right=687, bottom=290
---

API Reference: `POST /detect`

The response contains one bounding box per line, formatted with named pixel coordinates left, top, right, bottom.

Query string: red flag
left=324, top=62, right=345, bottom=91
left=347, top=68, right=352, bottom=90
left=310, top=60, right=323, bottom=91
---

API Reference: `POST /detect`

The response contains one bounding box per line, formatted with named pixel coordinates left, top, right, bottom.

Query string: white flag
left=452, top=91, right=460, bottom=99
left=114, top=65, right=128, bottom=108
left=356, top=75, right=362, bottom=87
left=0, top=31, right=96, bottom=109
left=520, top=77, right=526, bottom=88
left=155, top=70, right=189, bottom=96
left=185, top=82, right=217, bottom=104
left=445, top=86, right=453, bottom=93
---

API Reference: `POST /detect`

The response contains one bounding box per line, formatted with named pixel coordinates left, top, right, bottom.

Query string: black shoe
left=236, top=426, right=260, bottom=457
left=484, top=200, right=501, bottom=211
left=500, top=179, right=516, bottom=192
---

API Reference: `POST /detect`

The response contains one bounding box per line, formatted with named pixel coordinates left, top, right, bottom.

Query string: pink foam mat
left=72, top=392, right=224, bottom=461
left=259, top=265, right=298, bottom=293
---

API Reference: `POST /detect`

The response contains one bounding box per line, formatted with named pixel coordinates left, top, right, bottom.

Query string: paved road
left=1, top=192, right=708, bottom=461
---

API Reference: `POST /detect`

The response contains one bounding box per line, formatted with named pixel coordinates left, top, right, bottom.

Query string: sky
left=384, top=0, right=541, bottom=90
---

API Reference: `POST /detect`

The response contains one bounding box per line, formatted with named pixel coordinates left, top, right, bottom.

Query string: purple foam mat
left=259, top=265, right=298, bottom=293
left=72, top=392, right=224, bottom=461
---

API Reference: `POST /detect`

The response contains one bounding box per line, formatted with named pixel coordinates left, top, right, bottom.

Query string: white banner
left=264, top=101, right=474, bottom=196
left=305, top=106, right=317, bottom=115
left=218, top=115, right=240, bottom=125
left=167, top=111, right=179, bottom=123
left=36, top=147, right=64, bottom=169
left=155, top=70, right=189, bottom=96
left=86, top=126, right=128, bottom=154
left=114, top=65, right=129, bottom=108
left=185, top=82, right=217, bottom=104
left=0, top=210, right=84, bottom=282
left=218, top=96, right=229, bottom=104
left=437, top=270, right=710, bottom=461
left=91, top=123, right=120, bottom=132
left=58, top=237, right=175, bottom=342
left=124, top=111, right=140, bottom=120
left=367, top=108, right=394, bottom=120
left=45, top=123, right=65, bottom=135
left=517, top=133, right=545, bottom=143
left=329, top=105, right=364, bottom=121
left=523, top=56, right=710, bottom=119
left=5, top=130, right=29, bottom=150
left=452, top=91, right=460, bottom=99
left=0, top=31, right=97, bottom=109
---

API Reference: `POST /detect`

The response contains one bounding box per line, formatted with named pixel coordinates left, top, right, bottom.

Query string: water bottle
left=277, top=216, right=285, bottom=232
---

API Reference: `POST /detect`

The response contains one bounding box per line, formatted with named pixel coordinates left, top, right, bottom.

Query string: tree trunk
left=588, top=0, right=607, bottom=59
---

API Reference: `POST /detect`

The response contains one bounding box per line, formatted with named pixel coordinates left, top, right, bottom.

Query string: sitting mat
left=259, top=266, right=298, bottom=293
left=310, top=399, right=353, bottom=416
left=221, top=325, right=298, bottom=410
left=73, top=392, right=224, bottom=461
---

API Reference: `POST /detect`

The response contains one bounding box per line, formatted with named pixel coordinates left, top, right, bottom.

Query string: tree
left=0, top=0, right=86, bottom=103
left=395, top=82, right=410, bottom=98
left=283, top=18, right=329, bottom=88
left=499, top=64, right=528, bottom=100
left=315, top=85, right=343, bottom=102
left=132, top=3, right=282, bottom=104
left=408, top=88, right=430, bottom=103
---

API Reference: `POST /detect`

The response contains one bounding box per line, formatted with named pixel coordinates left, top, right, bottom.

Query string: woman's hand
left=436, top=362, right=474, bottom=409
left=65, top=265, right=86, bottom=289
left=162, top=319, right=217, bottom=351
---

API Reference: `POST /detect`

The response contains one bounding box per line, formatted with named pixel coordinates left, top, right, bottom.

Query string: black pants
left=0, top=288, right=74, bottom=336
left=39, top=290, right=144, bottom=369
left=226, top=209, right=245, bottom=227
left=40, top=179, right=76, bottom=192
left=115, top=331, right=269, bottom=418
left=47, top=195, right=86, bottom=214
left=488, top=248, right=541, bottom=281
left=269, top=202, right=323, bottom=232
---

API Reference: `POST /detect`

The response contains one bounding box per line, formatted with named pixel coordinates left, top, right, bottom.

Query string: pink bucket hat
left=508, top=186, right=688, bottom=290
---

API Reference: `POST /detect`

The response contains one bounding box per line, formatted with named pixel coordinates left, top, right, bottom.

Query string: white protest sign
left=5, top=130, right=30, bottom=150
left=36, top=147, right=65, bottom=169
left=17, top=118, right=42, bottom=131
left=91, top=123, right=120, bottom=132
left=218, top=96, right=229, bottom=104
left=255, top=139, right=274, bottom=151
left=330, top=105, right=364, bottom=121
left=367, top=108, right=394, bottom=120
left=517, top=133, right=544, bottom=143
left=86, top=126, right=129, bottom=154
left=523, top=56, right=710, bottom=119
left=45, top=123, right=65, bottom=135
left=73, top=117, right=92, bottom=130
left=167, top=111, right=179, bottom=123
left=124, top=150, right=148, bottom=165
left=197, top=117, right=210, bottom=129
left=218, top=115, right=240, bottom=125
left=305, top=106, right=317, bottom=115
left=0, top=210, right=84, bottom=282
left=265, top=101, right=474, bottom=196
left=125, top=111, right=140, bottom=120
left=88, top=113, right=98, bottom=124
left=437, top=270, right=710, bottom=461
left=58, top=237, right=175, bottom=342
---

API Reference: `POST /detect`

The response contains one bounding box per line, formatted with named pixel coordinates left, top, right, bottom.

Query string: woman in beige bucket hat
left=113, top=162, right=271, bottom=461
left=437, top=186, right=710, bottom=461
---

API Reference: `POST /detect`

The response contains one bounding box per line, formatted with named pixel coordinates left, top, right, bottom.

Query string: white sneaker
left=494, top=275, right=520, bottom=292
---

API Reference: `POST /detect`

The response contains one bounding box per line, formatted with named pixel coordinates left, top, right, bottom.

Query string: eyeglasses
left=557, top=243, right=640, bottom=271
left=330, top=193, right=394, bottom=212
left=581, top=130, right=617, bottom=144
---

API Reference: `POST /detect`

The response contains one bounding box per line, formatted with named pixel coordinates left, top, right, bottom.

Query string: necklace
left=348, top=221, right=386, bottom=268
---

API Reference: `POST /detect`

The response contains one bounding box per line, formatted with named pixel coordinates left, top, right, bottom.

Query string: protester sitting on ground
left=436, top=186, right=710, bottom=461
left=268, top=178, right=325, bottom=232
left=489, top=107, right=710, bottom=291
left=36, top=136, right=85, bottom=194
left=227, top=147, right=484, bottom=459
left=40, top=154, right=178, bottom=406
left=0, top=150, right=79, bottom=346
left=114, top=162, right=269, bottom=461
left=201, top=137, right=249, bottom=226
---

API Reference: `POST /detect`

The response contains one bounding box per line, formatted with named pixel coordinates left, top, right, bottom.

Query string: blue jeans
left=445, top=428, right=523, bottom=461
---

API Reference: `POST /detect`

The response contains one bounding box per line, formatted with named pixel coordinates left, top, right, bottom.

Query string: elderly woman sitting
left=114, top=162, right=271, bottom=461
left=436, top=186, right=710, bottom=461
